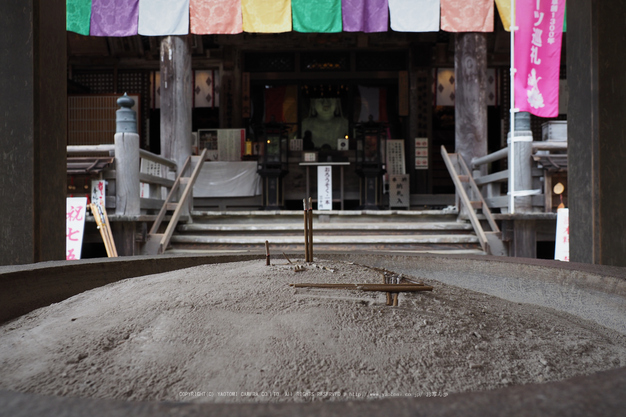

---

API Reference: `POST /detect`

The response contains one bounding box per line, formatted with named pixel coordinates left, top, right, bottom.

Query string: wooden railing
left=470, top=142, right=567, bottom=213
left=67, top=145, right=178, bottom=215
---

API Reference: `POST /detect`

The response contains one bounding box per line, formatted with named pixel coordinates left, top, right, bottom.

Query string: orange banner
left=190, top=0, right=243, bottom=34
left=441, top=0, right=494, bottom=32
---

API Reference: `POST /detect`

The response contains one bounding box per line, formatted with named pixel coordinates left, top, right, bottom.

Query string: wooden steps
left=163, top=209, right=485, bottom=255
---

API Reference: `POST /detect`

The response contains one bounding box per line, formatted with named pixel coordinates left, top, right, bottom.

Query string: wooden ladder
left=145, top=149, right=208, bottom=255
left=440, top=146, right=505, bottom=256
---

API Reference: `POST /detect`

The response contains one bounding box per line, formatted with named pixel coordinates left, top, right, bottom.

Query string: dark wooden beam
left=0, top=0, right=67, bottom=265
left=454, top=33, right=488, bottom=173
left=567, top=0, right=626, bottom=266
left=160, top=36, right=192, bottom=215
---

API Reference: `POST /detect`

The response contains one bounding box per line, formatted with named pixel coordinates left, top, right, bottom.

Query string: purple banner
left=342, top=0, right=389, bottom=33
left=514, top=0, right=566, bottom=117
left=90, top=0, right=139, bottom=37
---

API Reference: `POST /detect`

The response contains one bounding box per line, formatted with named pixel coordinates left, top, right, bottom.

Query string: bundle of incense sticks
left=289, top=283, right=433, bottom=292
left=303, top=198, right=313, bottom=262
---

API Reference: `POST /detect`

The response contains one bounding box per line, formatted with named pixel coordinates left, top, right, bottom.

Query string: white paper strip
left=317, top=166, right=333, bottom=210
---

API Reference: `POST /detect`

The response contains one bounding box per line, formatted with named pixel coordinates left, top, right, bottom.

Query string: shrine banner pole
left=509, top=0, right=518, bottom=214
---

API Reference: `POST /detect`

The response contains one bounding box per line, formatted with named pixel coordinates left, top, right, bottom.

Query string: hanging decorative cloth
left=190, top=0, right=243, bottom=34
left=242, top=0, right=292, bottom=33
left=90, top=0, right=139, bottom=36
left=440, top=0, right=494, bottom=32
left=341, top=0, right=388, bottom=33
left=495, top=0, right=512, bottom=31
left=67, top=0, right=92, bottom=35
left=138, top=0, right=190, bottom=36
left=388, top=0, right=439, bottom=32
left=292, top=0, right=342, bottom=33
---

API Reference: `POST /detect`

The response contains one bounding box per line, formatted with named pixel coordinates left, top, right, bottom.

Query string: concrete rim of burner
left=1, top=253, right=624, bottom=417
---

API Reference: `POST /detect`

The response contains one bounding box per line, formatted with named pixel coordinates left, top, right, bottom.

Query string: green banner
left=292, top=0, right=342, bottom=33
left=67, top=0, right=92, bottom=36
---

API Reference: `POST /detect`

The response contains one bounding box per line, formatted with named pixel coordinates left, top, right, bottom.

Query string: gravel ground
left=0, top=259, right=624, bottom=404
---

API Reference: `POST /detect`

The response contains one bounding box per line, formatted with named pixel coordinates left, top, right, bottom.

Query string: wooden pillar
left=567, top=0, right=626, bottom=266
left=511, top=220, right=537, bottom=259
left=160, top=36, right=192, bottom=215
left=454, top=33, right=488, bottom=174
left=114, top=133, right=140, bottom=216
left=0, top=0, right=66, bottom=265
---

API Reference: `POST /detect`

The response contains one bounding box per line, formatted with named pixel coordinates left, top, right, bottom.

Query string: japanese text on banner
left=514, top=0, right=566, bottom=118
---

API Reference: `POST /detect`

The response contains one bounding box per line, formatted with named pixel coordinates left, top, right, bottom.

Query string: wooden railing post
left=508, top=112, right=534, bottom=213
left=114, top=94, right=140, bottom=216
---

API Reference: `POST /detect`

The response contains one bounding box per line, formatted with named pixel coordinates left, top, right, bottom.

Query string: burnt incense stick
left=283, top=252, right=293, bottom=264
left=290, top=283, right=433, bottom=292
left=265, top=240, right=270, bottom=266
left=303, top=199, right=309, bottom=262
left=308, top=197, right=313, bottom=262
left=381, top=271, right=392, bottom=306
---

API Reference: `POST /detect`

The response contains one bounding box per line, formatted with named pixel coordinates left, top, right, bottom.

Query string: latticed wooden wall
left=68, top=95, right=118, bottom=145
left=69, top=71, right=150, bottom=147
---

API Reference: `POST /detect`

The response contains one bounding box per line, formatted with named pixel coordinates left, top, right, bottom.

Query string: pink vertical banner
left=514, top=0, right=566, bottom=118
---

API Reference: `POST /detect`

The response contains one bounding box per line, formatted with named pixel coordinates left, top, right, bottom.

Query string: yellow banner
left=495, top=0, right=512, bottom=32
left=242, top=0, right=292, bottom=33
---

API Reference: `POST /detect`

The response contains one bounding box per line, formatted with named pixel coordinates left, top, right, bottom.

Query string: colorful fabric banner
left=90, top=0, right=139, bottom=36
left=388, top=0, right=439, bottom=32
left=441, top=0, right=493, bottom=32
left=495, top=0, right=512, bottom=31
left=242, top=0, right=292, bottom=33
left=190, top=0, right=243, bottom=34
left=293, top=0, right=342, bottom=33
left=138, top=0, right=189, bottom=36
left=67, top=0, right=92, bottom=35
left=342, top=0, right=388, bottom=33
left=514, top=0, right=566, bottom=117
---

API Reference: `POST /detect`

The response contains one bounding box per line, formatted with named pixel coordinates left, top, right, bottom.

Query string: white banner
left=138, top=0, right=190, bottom=36
left=90, top=180, right=106, bottom=208
left=389, top=0, right=440, bottom=32
left=555, top=208, right=569, bottom=262
left=66, top=197, right=87, bottom=260
left=389, top=174, right=410, bottom=208
left=317, top=166, right=333, bottom=210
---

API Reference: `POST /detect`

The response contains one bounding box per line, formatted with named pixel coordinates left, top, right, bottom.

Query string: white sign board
left=389, top=175, right=410, bottom=208
left=386, top=140, right=406, bottom=175
left=66, top=197, right=87, bottom=260
left=555, top=208, right=570, bottom=261
left=415, top=138, right=429, bottom=170
left=140, top=159, right=162, bottom=198
left=317, top=166, right=333, bottom=210
left=90, top=180, right=106, bottom=209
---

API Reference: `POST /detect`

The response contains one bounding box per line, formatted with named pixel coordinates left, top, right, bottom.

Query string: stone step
left=170, top=234, right=479, bottom=245
left=189, top=209, right=459, bottom=224
left=177, top=222, right=473, bottom=233
left=164, top=248, right=487, bottom=256
left=167, top=241, right=483, bottom=254
left=166, top=207, right=483, bottom=255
